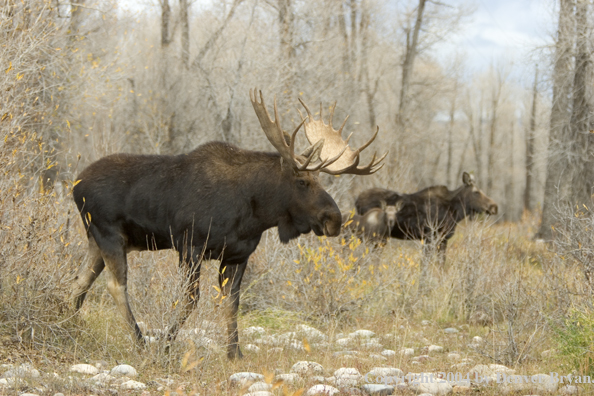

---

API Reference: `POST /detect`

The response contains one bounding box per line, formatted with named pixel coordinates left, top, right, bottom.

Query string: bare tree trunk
left=191, top=0, right=243, bottom=68
left=487, top=67, right=504, bottom=195
left=180, top=0, right=189, bottom=67
left=70, top=0, right=86, bottom=38
left=537, top=0, right=575, bottom=240
left=160, top=0, right=171, bottom=48
left=570, top=0, right=593, bottom=207
left=524, top=65, right=538, bottom=213
left=338, top=2, right=350, bottom=74
left=350, top=0, right=358, bottom=75
left=505, top=119, right=516, bottom=221
left=397, top=0, right=426, bottom=127
left=278, top=0, right=295, bottom=100
left=446, top=80, right=458, bottom=187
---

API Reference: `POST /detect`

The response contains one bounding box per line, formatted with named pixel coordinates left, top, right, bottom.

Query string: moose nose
left=320, top=210, right=342, bottom=237
left=488, top=204, right=498, bottom=215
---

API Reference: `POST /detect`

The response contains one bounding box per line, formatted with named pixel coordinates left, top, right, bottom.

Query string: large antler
left=298, top=99, right=387, bottom=175
left=250, top=89, right=346, bottom=172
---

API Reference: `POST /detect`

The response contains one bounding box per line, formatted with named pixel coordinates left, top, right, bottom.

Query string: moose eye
left=298, top=179, right=308, bottom=188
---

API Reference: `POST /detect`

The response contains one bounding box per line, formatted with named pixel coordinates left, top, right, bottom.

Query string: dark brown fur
left=356, top=173, right=497, bottom=257
left=71, top=141, right=342, bottom=359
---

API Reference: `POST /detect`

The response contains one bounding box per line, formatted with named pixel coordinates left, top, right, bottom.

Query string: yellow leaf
left=303, top=337, right=310, bottom=352
left=263, top=368, right=274, bottom=384
left=221, top=277, right=228, bottom=287
left=86, top=212, right=91, bottom=222
left=5, top=62, right=12, bottom=73
left=72, top=179, right=81, bottom=187
left=213, top=285, right=220, bottom=292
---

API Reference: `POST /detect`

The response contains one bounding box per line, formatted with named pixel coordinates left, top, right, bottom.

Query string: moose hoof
left=227, top=345, right=243, bottom=360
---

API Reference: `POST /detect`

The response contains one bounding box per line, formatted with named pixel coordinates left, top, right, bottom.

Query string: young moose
left=71, top=89, right=385, bottom=359
left=356, top=172, right=498, bottom=259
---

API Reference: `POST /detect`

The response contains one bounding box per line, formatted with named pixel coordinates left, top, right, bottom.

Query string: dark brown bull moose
left=356, top=172, right=497, bottom=259
left=71, top=89, right=385, bottom=359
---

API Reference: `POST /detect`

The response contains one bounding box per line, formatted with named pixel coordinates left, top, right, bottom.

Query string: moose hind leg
left=71, top=236, right=105, bottom=310
left=103, top=249, right=143, bottom=342
left=220, top=260, right=247, bottom=360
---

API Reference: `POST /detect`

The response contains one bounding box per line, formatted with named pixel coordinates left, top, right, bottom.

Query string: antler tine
left=337, top=114, right=349, bottom=136
left=298, top=98, right=313, bottom=120
left=353, top=126, right=380, bottom=156
left=350, top=151, right=389, bottom=175
left=329, top=101, right=337, bottom=130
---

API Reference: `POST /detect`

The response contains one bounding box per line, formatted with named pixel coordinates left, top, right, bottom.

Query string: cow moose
left=71, top=89, right=386, bottom=359
left=356, top=172, right=498, bottom=260
left=343, top=201, right=401, bottom=243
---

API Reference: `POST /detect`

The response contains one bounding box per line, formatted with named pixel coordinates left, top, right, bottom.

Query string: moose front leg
left=219, top=260, right=247, bottom=360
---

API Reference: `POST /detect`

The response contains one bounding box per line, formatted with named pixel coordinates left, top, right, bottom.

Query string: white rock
left=362, top=340, right=383, bottom=351
left=229, top=372, right=265, bottom=387
left=248, top=382, right=272, bottom=392
left=245, top=392, right=273, bottom=396
left=311, top=376, right=325, bottom=383
left=336, top=338, right=353, bottom=347
left=70, top=364, right=99, bottom=375
left=407, top=373, right=452, bottom=395
left=472, top=336, right=484, bottom=344
left=366, top=367, right=404, bottom=379
left=400, top=348, right=414, bottom=356
left=110, top=364, right=137, bottom=378
left=334, top=367, right=362, bottom=387
left=291, top=361, right=325, bottom=376
left=18, top=393, right=40, bottom=396
left=255, top=335, right=278, bottom=345
left=278, top=332, right=297, bottom=344
left=559, top=385, right=578, bottom=395
left=297, top=325, right=328, bottom=342
left=325, top=376, right=336, bottom=385
left=369, top=353, right=387, bottom=361
left=243, top=326, right=266, bottom=337
left=361, top=384, right=394, bottom=395
left=444, top=327, right=459, bottom=334
left=531, top=373, right=558, bottom=393
left=381, top=349, right=396, bottom=357
left=0, top=378, right=15, bottom=387
left=6, top=364, right=40, bottom=378
left=287, top=339, right=305, bottom=351
left=89, top=372, right=115, bottom=384
left=489, top=364, right=514, bottom=374
left=349, top=330, right=376, bottom=339
left=306, top=384, right=340, bottom=395
left=245, top=344, right=261, bottom=353
left=447, top=353, right=461, bottom=361
left=427, top=345, right=444, bottom=353
left=421, top=320, right=431, bottom=326
left=120, top=380, right=146, bottom=390
left=469, top=364, right=514, bottom=382
left=276, top=373, right=301, bottom=384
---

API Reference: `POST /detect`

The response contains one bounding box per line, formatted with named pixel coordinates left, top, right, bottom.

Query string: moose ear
left=380, top=200, right=387, bottom=210
left=462, top=172, right=475, bottom=186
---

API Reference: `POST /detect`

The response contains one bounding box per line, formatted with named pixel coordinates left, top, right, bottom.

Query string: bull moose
left=343, top=201, right=401, bottom=243
left=71, top=89, right=385, bottom=359
left=356, top=172, right=497, bottom=259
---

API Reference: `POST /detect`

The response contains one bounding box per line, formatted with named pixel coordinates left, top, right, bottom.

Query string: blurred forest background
left=3, top=0, right=577, bottom=226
